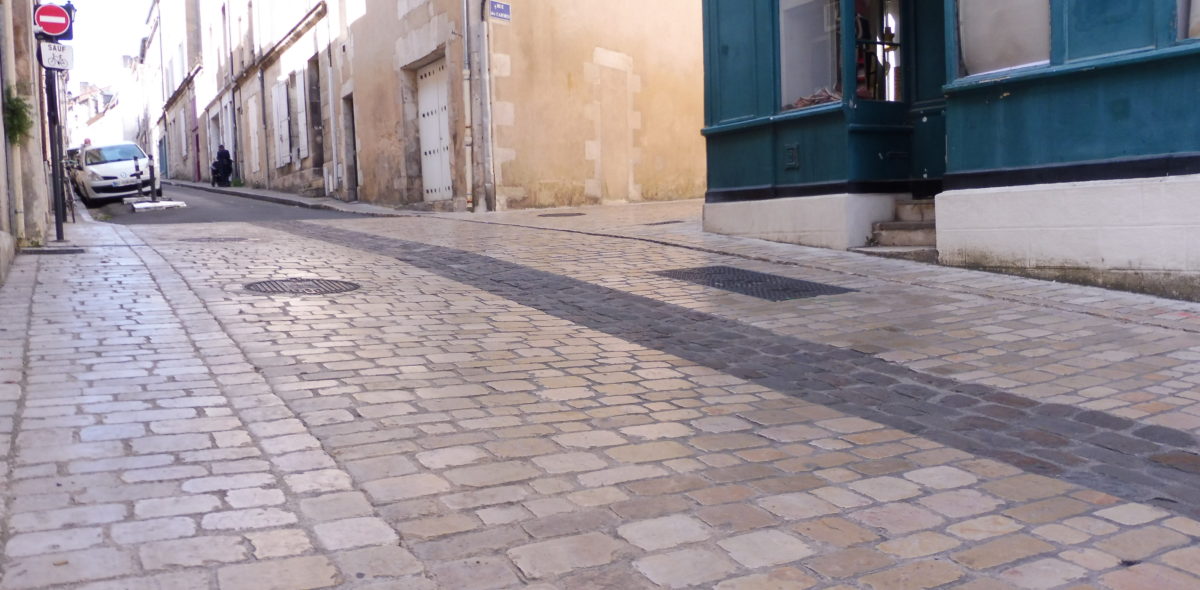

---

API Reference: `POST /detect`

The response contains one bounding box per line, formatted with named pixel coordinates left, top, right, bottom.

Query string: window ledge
left=702, top=103, right=842, bottom=137
left=945, top=41, right=1200, bottom=94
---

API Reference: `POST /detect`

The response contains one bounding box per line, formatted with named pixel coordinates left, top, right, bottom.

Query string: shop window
left=853, top=0, right=902, bottom=101
left=958, top=0, right=1050, bottom=76
left=780, top=0, right=841, bottom=111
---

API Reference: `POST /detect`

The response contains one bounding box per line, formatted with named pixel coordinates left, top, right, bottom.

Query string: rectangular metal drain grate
left=654, top=265, right=855, bottom=301
left=22, top=248, right=85, bottom=255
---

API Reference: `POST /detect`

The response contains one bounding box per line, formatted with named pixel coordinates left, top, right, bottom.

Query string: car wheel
left=156, top=187, right=163, bottom=197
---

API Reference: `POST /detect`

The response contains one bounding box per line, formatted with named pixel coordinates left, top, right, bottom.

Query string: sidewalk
left=1, top=201, right=1199, bottom=588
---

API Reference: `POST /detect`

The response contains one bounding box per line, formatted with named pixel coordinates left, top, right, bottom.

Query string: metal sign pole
left=45, top=65, right=65, bottom=241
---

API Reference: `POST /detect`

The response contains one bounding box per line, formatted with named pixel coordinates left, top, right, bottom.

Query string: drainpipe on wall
left=461, top=0, right=475, bottom=212
left=258, top=68, right=271, bottom=189
left=2, top=0, right=26, bottom=242
left=323, top=30, right=338, bottom=198
left=478, top=0, right=495, bottom=212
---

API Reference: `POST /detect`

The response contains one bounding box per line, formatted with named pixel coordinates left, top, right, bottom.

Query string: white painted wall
left=937, top=174, right=1200, bottom=271
left=704, top=194, right=898, bottom=250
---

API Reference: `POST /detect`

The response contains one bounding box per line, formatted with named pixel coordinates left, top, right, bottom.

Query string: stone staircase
left=850, top=199, right=938, bottom=263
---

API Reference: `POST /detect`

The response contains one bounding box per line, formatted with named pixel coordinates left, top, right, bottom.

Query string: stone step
left=895, top=199, right=936, bottom=222
left=849, top=246, right=940, bottom=264
left=871, top=221, right=936, bottom=247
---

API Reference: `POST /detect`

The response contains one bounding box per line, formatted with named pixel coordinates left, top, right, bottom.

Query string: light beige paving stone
left=73, top=571, right=211, bottom=590
left=1101, top=563, right=1200, bottom=590
left=859, top=560, right=964, bottom=590
left=1063, top=516, right=1119, bottom=536
left=443, top=461, right=541, bottom=487
left=876, top=531, right=961, bottom=558
left=139, top=535, right=248, bottom=569
left=577, top=464, right=667, bottom=487
left=398, top=513, right=480, bottom=539
left=9, top=504, right=127, bottom=533
left=332, top=545, right=424, bottom=580
left=135, top=494, right=221, bottom=518
left=553, top=430, right=628, bottom=448
left=201, top=507, right=298, bottom=530
left=950, top=534, right=1055, bottom=570
left=793, top=516, right=881, bottom=547
left=1, top=547, right=137, bottom=589
left=618, top=514, right=712, bottom=551
left=363, top=473, right=452, bottom=502
left=757, top=492, right=840, bottom=520
left=217, top=555, right=341, bottom=590
left=918, top=489, right=1005, bottom=518
left=226, top=487, right=286, bottom=508
left=313, top=517, right=398, bottom=550
left=947, top=515, right=1025, bottom=540
left=903, top=466, right=979, bottom=489
left=244, top=528, right=314, bottom=558
left=1031, top=523, right=1091, bottom=544
left=997, top=558, right=1088, bottom=589
left=415, top=446, right=489, bottom=469
left=508, top=532, right=626, bottom=579
left=1093, top=525, right=1190, bottom=561
left=1059, top=548, right=1121, bottom=571
left=1094, top=502, right=1172, bottom=525
left=284, top=469, right=354, bottom=494
left=430, top=555, right=520, bottom=590
left=848, top=476, right=923, bottom=501
left=1003, top=496, right=1091, bottom=523
left=718, top=529, right=814, bottom=568
left=111, top=517, right=196, bottom=544
left=807, top=547, right=896, bottom=579
left=851, top=503, right=946, bottom=535
left=4, top=526, right=105, bottom=557
left=714, top=567, right=817, bottom=590
left=634, top=547, right=741, bottom=589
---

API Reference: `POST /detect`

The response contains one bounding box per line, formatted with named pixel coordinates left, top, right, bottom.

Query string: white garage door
left=417, top=59, right=452, bottom=202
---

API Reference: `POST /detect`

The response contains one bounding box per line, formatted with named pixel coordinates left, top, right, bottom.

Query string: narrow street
left=88, top=186, right=361, bottom=225
left=2, top=197, right=1199, bottom=589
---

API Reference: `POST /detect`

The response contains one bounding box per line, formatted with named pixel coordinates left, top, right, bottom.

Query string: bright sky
left=64, top=0, right=153, bottom=93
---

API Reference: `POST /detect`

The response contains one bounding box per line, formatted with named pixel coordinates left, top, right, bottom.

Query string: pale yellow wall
left=339, top=0, right=422, bottom=205
left=488, top=0, right=706, bottom=209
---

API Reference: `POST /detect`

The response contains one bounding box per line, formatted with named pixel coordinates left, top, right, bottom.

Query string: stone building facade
left=148, top=0, right=706, bottom=212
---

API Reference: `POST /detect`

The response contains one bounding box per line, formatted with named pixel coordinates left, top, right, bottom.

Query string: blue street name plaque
left=489, top=1, right=511, bottom=21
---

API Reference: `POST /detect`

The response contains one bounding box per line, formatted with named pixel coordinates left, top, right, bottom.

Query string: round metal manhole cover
left=181, top=237, right=248, bottom=243
left=245, top=278, right=361, bottom=295
left=538, top=213, right=585, bottom=218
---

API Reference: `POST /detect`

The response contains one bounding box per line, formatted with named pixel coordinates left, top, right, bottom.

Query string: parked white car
left=76, top=142, right=161, bottom=204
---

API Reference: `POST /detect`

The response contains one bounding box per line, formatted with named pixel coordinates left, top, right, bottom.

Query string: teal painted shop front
left=704, top=0, right=1200, bottom=199
left=703, top=0, right=1200, bottom=297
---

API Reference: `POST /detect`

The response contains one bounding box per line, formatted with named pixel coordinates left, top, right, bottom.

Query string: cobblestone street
left=2, top=199, right=1200, bottom=589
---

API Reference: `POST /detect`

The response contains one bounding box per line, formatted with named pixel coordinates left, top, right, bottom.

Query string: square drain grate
left=654, top=265, right=855, bottom=301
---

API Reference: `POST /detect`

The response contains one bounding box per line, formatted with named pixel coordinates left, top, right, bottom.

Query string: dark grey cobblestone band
left=266, top=221, right=1200, bottom=518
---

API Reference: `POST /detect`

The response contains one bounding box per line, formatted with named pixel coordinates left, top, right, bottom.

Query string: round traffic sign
left=34, top=4, right=70, bottom=37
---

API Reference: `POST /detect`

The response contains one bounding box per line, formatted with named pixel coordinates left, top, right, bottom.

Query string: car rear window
left=85, top=145, right=146, bottom=165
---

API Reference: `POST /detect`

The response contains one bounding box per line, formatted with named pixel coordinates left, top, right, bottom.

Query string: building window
left=1184, top=0, right=1200, bottom=38
left=958, top=0, right=1050, bottom=76
left=780, top=0, right=841, bottom=111
left=854, top=0, right=902, bottom=102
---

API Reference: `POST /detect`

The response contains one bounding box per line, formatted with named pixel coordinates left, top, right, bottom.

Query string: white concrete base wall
left=938, top=174, right=1200, bottom=272
left=703, top=193, right=898, bottom=250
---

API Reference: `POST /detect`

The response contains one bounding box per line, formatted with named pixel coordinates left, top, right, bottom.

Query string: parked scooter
left=211, top=144, right=233, bottom=187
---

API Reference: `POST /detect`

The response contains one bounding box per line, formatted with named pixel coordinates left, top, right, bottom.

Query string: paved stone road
left=2, top=200, right=1199, bottom=589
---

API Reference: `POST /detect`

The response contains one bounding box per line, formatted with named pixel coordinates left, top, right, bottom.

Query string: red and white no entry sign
left=34, top=4, right=71, bottom=37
